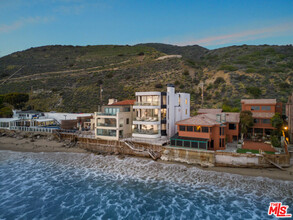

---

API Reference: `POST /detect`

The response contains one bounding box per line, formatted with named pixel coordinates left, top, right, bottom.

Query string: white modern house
left=132, top=84, right=190, bottom=139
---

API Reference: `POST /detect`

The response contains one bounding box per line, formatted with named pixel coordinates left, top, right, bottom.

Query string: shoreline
left=0, top=136, right=292, bottom=181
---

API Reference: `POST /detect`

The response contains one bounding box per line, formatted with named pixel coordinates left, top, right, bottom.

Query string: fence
left=10, top=126, right=59, bottom=133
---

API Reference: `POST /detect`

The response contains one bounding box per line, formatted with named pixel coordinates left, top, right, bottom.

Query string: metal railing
left=132, top=129, right=159, bottom=135
left=134, top=117, right=159, bottom=122
left=134, top=101, right=159, bottom=106
left=10, top=126, right=59, bottom=133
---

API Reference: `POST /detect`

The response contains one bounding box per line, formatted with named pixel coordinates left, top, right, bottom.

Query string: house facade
left=132, top=84, right=190, bottom=139
left=94, top=100, right=135, bottom=140
left=241, top=99, right=282, bottom=136
left=171, top=112, right=240, bottom=151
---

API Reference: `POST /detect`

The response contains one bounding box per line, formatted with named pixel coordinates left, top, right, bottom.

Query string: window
left=179, top=125, right=186, bottom=131
left=220, top=127, right=225, bottom=135
left=187, top=126, right=193, bottom=132
left=126, top=118, right=129, bottom=124
left=194, top=126, right=201, bottom=132
left=185, top=98, right=187, bottom=104
left=262, top=119, right=271, bottom=124
left=251, top=106, right=260, bottom=110
left=254, top=119, right=259, bottom=124
left=220, top=138, right=225, bottom=148
left=178, top=94, right=181, bottom=106
left=261, top=106, right=271, bottom=111
left=229, top=123, right=236, bottom=130
left=185, top=109, right=187, bottom=115
left=202, top=127, right=209, bottom=133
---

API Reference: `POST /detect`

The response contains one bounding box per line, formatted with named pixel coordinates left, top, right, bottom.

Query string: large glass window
left=219, top=127, right=225, bottom=135
left=262, top=119, right=271, bottom=124
left=136, top=109, right=159, bottom=121
left=202, top=127, right=209, bottom=133
left=105, top=108, right=119, bottom=115
left=251, top=106, right=260, bottom=110
left=187, top=126, right=193, bottom=132
left=261, top=106, right=271, bottom=111
left=179, top=125, right=186, bottom=131
left=96, top=129, right=116, bottom=137
left=229, top=123, right=236, bottom=130
left=97, top=118, right=116, bottom=127
left=136, top=95, right=159, bottom=106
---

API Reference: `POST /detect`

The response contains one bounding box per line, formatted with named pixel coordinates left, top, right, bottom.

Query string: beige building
left=94, top=99, right=135, bottom=140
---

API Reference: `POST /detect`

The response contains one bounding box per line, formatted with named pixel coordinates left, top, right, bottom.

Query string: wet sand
left=0, top=136, right=292, bottom=181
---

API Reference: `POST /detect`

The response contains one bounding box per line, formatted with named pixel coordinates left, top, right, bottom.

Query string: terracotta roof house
left=171, top=112, right=240, bottom=151
left=241, top=99, right=282, bottom=137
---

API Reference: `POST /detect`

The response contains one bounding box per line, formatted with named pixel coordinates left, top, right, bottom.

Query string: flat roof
left=197, top=109, right=222, bottom=114
left=241, top=99, right=277, bottom=105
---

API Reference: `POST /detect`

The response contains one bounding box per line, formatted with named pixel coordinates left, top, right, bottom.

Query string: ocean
left=0, top=150, right=292, bottom=219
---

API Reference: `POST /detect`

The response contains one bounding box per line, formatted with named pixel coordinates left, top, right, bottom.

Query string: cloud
left=175, top=22, right=293, bottom=46
left=0, top=16, right=53, bottom=33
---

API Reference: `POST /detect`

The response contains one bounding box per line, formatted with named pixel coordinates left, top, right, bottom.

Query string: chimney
left=108, top=98, right=117, bottom=105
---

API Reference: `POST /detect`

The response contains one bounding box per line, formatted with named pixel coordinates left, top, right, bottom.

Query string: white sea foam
left=0, top=151, right=291, bottom=219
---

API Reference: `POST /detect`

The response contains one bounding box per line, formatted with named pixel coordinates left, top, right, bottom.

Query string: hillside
left=0, top=43, right=293, bottom=113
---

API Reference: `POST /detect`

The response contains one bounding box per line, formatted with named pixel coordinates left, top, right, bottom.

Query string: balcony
left=96, top=112, right=117, bottom=116
left=134, top=117, right=159, bottom=122
left=134, top=101, right=159, bottom=106
left=132, top=128, right=159, bottom=135
left=97, top=123, right=116, bottom=127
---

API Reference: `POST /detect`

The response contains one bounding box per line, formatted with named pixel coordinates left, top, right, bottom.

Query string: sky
left=0, top=0, right=293, bottom=57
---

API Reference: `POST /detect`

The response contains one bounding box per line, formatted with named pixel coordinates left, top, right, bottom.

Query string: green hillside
left=0, top=43, right=292, bottom=114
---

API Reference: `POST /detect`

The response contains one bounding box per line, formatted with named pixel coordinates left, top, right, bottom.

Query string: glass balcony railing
left=134, top=117, right=159, bottom=122
left=96, top=112, right=117, bottom=116
left=134, top=101, right=159, bottom=106
left=132, top=129, right=159, bottom=135
left=97, top=123, right=116, bottom=127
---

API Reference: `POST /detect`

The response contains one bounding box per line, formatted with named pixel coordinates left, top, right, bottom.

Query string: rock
left=117, top=155, right=125, bottom=159
left=30, top=139, right=35, bottom=142
left=163, top=150, right=170, bottom=155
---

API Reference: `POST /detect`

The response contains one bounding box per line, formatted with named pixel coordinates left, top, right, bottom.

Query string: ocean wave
left=0, top=151, right=291, bottom=219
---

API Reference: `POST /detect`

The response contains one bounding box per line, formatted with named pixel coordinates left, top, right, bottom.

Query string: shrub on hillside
left=214, top=77, right=225, bottom=85
left=155, top=83, right=163, bottom=88
left=246, top=87, right=261, bottom=98
left=218, top=64, right=238, bottom=71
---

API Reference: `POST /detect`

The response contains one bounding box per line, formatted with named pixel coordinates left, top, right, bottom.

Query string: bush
left=138, top=52, right=144, bottom=56
left=218, top=64, right=238, bottom=71
left=0, top=107, right=13, bottom=118
left=106, top=73, right=113, bottom=78
left=183, top=70, right=189, bottom=76
left=246, top=87, right=261, bottom=98
left=155, top=83, right=163, bottom=88
left=174, top=80, right=180, bottom=85
left=271, top=135, right=281, bottom=148
left=214, top=77, right=225, bottom=85
left=179, top=84, right=184, bottom=89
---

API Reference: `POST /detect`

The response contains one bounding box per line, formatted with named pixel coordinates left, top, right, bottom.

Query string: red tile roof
left=241, top=99, right=276, bottom=105
left=197, top=108, right=222, bottom=114
left=177, top=114, right=220, bottom=126
left=108, top=99, right=136, bottom=106
left=177, top=112, right=240, bottom=126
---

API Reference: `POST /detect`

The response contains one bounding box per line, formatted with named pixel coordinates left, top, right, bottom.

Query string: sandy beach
left=0, top=133, right=292, bottom=181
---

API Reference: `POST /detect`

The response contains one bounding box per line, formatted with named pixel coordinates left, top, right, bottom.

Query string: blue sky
left=0, top=0, right=293, bottom=57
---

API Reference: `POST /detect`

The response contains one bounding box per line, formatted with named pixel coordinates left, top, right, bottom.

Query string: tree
left=271, top=113, right=283, bottom=135
left=240, top=110, right=254, bottom=140
left=3, top=93, right=29, bottom=109
left=0, top=107, right=12, bottom=118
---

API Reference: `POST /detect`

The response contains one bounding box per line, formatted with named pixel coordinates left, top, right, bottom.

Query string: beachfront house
left=241, top=99, right=282, bottom=137
left=94, top=99, right=136, bottom=140
left=132, top=84, right=190, bottom=139
left=171, top=112, right=240, bottom=151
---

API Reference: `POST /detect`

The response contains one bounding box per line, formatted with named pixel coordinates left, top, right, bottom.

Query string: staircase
left=124, top=140, right=159, bottom=160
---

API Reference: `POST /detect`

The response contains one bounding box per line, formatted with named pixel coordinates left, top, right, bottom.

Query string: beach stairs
left=260, top=154, right=286, bottom=171
left=124, top=140, right=159, bottom=160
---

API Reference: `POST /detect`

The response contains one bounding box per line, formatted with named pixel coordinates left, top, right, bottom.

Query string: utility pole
left=199, top=82, right=204, bottom=107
